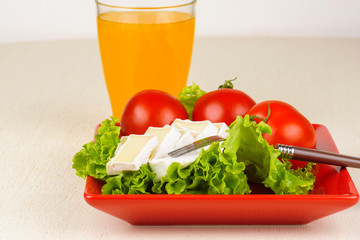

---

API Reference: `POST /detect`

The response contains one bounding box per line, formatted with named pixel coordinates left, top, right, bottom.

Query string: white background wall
left=1, top=0, right=360, bottom=43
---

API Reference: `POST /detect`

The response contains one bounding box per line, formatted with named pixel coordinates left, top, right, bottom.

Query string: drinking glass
left=96, top=0, right=196, bottom=118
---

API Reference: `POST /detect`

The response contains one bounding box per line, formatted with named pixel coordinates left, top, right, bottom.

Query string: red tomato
left=192, top=88, right=256, bottom=126
left=120, top=90, right=188, bottom=136
left=94, top=123, right=101, bottom=137
left=246, top=100, right=316, bottom=169
left=115, top=122, right=122, bottom=138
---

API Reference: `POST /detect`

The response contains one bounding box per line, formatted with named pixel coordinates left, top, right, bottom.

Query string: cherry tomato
left=120, top=90, right=188, bottom=136
left=192, top=88, right=256, bottom=126
left=246, top=100, right=316, bottom=169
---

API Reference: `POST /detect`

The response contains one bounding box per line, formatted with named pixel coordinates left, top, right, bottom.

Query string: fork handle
left=275, top=144, right=360, bottom=168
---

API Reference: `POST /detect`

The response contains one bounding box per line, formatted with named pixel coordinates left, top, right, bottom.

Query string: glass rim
left=95, top=0, right=197, bottom=10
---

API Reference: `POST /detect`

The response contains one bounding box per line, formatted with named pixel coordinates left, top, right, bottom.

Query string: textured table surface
left=1, top=37, right=359, bottom=239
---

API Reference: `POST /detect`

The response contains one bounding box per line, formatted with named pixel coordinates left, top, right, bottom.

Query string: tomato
left=246, top=100, right=316, bottom=169
left=120, top=90, right=188, bottom=136
left=115, top=122, right=122, bottom=138
left=94, top=123, right=101, bottom=137
left=192, top=88, right=256, bottom=126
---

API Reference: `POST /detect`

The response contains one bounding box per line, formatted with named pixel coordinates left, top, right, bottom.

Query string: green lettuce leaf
left=102, top=164, right=156, bottom=194
left=152, top=142, right=251, bottom=195
left=222, top=115, right=315, bottom=195
left=72, top=117, right=120, bottom=180
left=178, top=83, right=206, bottom=119
left=100, top=142, right=250, bottom=195
left=74, top=115, right=315, bottom=195
left=263, top=158, right=316, bottom=195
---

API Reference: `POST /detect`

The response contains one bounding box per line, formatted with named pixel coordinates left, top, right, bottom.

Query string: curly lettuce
left=101, top=142, right=250, bottom=195
left=263, top=158, right=316, bottom=195
left=178, top=83, right=206, bottom=119
left=222, top=115, right=315, bottom=195
left=72, top=117, right=120, bottom=180
left=73, top=115, right=315, bottom=195
left=152, top=142, right=250, bottom=194
left=102, top=164, right=156, bottom=194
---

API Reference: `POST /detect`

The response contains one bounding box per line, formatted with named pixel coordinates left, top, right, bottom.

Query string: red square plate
left=84, top=124, right=359, bottom=225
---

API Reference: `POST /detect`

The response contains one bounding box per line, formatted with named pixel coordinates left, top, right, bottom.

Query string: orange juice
left=97, top=11, right=195, bottom=118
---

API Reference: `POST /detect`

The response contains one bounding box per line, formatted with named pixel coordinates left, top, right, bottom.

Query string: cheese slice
left=106, top=134, right=158, bottom=175
left=214, top=122, right=229, bottom=139
left=171, top=119, right=218, bottom=140
left=149, top=129, right=200, bottom=181
left=174, top=131, right=195, bottom=149
left=145, top=125, right=181, bottom=159
left=106, top=119, right=228, bottom=178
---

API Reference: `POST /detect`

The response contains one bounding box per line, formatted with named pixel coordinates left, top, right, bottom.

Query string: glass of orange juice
left=96, top=0, right=196, bottom=118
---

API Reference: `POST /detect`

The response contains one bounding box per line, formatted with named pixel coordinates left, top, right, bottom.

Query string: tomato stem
left=249, top=115, right=264, bottom=122
left=218, top=77, right=237, bottom=89
left=263, top=103, right=271, bottom=122
left=249, top=104, right=271, bottom=123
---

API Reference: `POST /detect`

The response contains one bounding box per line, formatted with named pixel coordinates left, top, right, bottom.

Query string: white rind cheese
left=105, top=119, right=229, bottom=180
left=171, top=119, right=218, bottom=140
left=145, top=125, right=181, bottom=159
left=106, top=134, right=158, bottom=175
left=214, top=122, right=229, bottom=139
left=174, top=131, right=195, bottom=149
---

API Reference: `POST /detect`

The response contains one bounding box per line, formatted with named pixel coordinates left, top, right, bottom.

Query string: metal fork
left=169, top=136, right=360, bottom=167
left=168, top=135, right=225, bottom=158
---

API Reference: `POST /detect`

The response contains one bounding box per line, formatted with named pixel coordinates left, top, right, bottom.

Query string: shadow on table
left=130, top=224, right=330, bottom=239
left=96, top=215, right=338, bottom=239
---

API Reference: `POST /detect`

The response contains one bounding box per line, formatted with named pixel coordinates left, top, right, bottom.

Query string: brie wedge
left=214, top=122, right=229, bottom=139
left=106, top=119, right=229, bottom=179
left=174, top=131, right=195, bottom=149
left=106, top=134, right=158, bottom=175
left=145, top=125, right=181, bottom=159
left=171, top=119, right=218, bottom=140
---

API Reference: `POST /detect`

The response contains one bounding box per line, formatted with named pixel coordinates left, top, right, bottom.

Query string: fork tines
left=168, top=135, right=224, bottom=158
